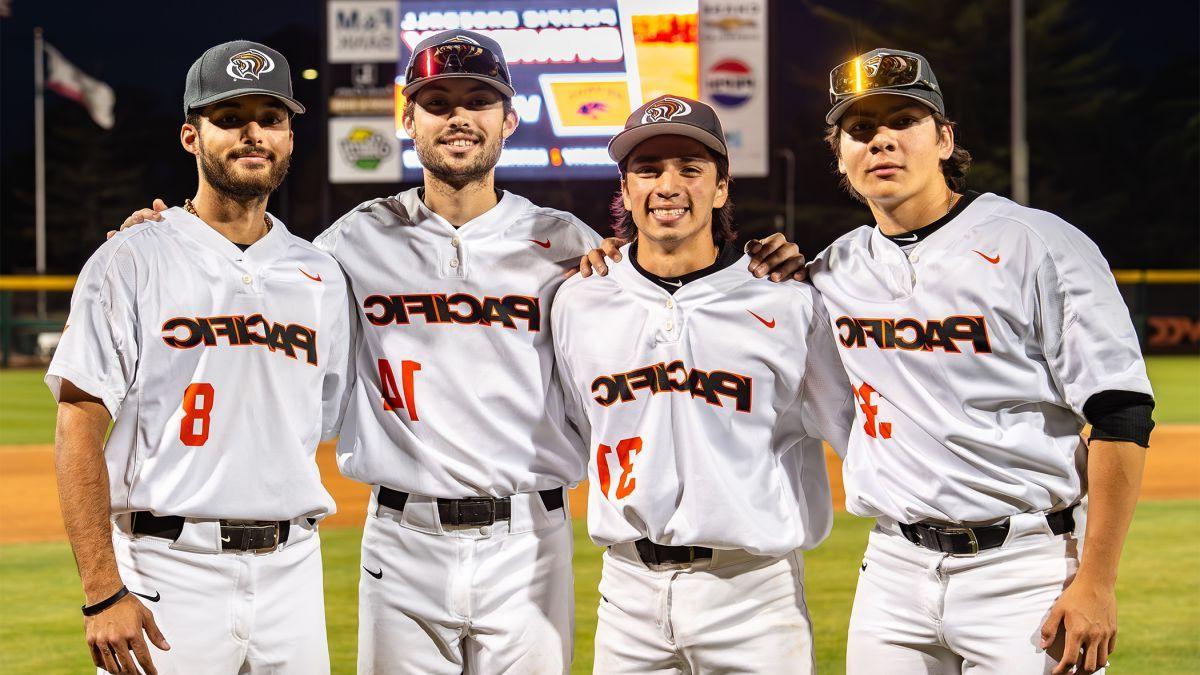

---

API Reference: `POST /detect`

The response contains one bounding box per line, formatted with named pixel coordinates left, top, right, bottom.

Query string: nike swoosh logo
left=860, top=562, right=867, bottom=572
left=529, top=239, right=551, bottom=249
left=220, top=535, right=232, bottom=543
left=748, top=310, right=775, bottom=329
left=972, top=250, right=1001, bottom=265
left=363, top=566, right=383, bottom=579
left=299, top=268, right=323, bottom=282
left=662, top=279, right=683, bottom=287
left=131, top=590, right=161, bottom=603
left=895, top=234, right=919, bottom=242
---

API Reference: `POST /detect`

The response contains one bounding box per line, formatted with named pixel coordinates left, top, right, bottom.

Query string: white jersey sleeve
left=796, top=294, right=855, bottom=459
left=47, top=235, right=142, bottom=417
left=1032, top=217, right=1153, bottom=413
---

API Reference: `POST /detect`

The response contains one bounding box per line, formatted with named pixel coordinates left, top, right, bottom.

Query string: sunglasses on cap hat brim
left=403, top=42, right=514, bottom=98
left=828, top=52, right=935, bottom=102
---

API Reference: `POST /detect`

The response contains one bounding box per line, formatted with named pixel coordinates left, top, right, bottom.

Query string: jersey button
left=449, top=259, right=459, bottom=269
left=241, top=274, right=252, bottom=284
left=664, top=320, right=674, bottom=331
left=666, top=299, right=674, bottom=309
left=451, top=237, right=461, bottom=247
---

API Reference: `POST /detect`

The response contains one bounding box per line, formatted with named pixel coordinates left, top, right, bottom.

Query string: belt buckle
left=223, top=522, right=279, bottom=553
left=939, top=526, right=980, bottom=556
left=460, top=498, right=496, bottom=526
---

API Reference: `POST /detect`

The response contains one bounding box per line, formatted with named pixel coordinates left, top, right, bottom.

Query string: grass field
left=1, top=505, right=1197, bottom=673
left=1, top=357, right=1197, bottom=672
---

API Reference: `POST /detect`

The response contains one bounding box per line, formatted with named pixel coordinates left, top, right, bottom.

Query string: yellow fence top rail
left=0, top=270, right=1197, bottom=292
left=0, top=276, right=78, bottom=291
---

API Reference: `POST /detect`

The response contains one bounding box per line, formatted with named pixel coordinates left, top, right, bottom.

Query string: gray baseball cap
left=184, top=40, right=305, bottom=115
left=402, top=29, right=514, bottom=98
left=826, top=48, right=943, bottom=125
left=608, top=95, right=728, bottom=164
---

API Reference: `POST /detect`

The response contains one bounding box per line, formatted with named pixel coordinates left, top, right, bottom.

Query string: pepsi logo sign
left=706, top=59, right=754, bottom=108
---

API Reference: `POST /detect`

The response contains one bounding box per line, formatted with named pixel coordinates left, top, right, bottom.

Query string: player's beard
left=413, top=129, right=502, bottom=189
left=198, top=137, right=291, bottom=203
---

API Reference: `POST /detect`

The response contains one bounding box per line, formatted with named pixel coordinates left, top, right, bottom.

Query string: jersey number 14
left=379, top=358, right=422, bottom=422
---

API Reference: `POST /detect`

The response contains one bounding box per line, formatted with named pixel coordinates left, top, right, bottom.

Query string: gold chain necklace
left=184, top=198, right=272, bottom=232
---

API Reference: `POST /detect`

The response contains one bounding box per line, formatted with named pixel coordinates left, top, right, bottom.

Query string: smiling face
left=621, top=135, right=729, bottom=249
left=182, top=94, right=293, bottom=201
left=403, top=79, right=518, bottom=188
left=835, top=93, right=953, bottom=208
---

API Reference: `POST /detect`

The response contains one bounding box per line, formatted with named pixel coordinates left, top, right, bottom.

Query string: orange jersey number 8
left=179, top=382, right=215, bottom=446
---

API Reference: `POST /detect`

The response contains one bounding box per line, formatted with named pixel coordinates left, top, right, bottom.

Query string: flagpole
left=34, top=27, right=47, bottom=318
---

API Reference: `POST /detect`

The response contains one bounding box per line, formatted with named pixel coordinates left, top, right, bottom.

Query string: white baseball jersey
left=314, top=188, right=602, bottom=498
left=46, top=208, right=351, bottom=521
left=552, top=245, right=854, bottom=557
left=809, top=192, right=1152, bottom=524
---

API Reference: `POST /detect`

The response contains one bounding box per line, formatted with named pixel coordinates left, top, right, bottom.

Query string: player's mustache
left=227, top=148, right=276, bottom=161
left=438, top=131, right=484, bottom=143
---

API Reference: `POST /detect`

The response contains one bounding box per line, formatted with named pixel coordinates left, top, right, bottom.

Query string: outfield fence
left=2, top=270, right=1198, bottom=366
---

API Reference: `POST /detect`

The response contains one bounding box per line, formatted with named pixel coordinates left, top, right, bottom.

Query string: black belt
left=632, top=538, right=714, bottom=566
left=130, top=512, right=291, bottom=552
left=899, top=507, right=1076, bottom=556
left=376, top=486, right=564, bottom=527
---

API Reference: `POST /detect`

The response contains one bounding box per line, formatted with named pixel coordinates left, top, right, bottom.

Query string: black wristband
left=82, top=585, right=128, bottom=617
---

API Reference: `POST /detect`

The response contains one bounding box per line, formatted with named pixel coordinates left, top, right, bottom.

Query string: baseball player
left=553, top=95, right=854, bottom=674
left=810, top=49, right=1154, bottom=674
left=48, top=41, right=350, bottom=674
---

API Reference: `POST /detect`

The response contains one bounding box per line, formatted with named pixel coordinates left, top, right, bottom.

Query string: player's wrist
left=81, top=575, right=127, bottom=606
left=82, top=584, right=128, bottom=616
left=1071, top=566, right=1118, bottom=591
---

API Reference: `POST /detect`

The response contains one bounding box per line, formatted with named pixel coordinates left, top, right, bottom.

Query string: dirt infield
left=2, top=426, right=1197, bottom=544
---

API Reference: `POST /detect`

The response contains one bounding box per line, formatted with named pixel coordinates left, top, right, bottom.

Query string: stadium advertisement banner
left=328, top=0, right=402, bottom=63
left=392, top=0, right=702, bottom=180
left=329, top=116, right=403, bottom=183
left=699, top=0, right=768, bottom=177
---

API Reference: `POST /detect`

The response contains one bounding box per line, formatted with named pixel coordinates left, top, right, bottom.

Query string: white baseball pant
left=109, top=516, right=328, bottom=674
left=593, top=545, right=815, bottom=674
left=356, top=488, right=575, bottom=674
left=846, top=510, right=1099, bottom=674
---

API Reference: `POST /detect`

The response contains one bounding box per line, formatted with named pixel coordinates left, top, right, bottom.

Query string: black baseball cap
left=826, top=48, right=943, bottom=125
left=402, top=30, right=514, bottom=98
left=608, top=95, right=728, bottom=164
left=183, top=40, right=304, bottom=115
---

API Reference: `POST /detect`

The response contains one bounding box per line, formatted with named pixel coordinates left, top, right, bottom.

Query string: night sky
left=2, top=1, right=1196, bottom=275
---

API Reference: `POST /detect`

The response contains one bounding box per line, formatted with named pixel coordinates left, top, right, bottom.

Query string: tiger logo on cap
left=641, top=97, right=692, bottom=124
left=226, top=49, right=275, bottom=82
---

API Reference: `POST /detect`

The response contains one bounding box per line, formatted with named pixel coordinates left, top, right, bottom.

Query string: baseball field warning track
left=2, top=427, right=1196, bottom=544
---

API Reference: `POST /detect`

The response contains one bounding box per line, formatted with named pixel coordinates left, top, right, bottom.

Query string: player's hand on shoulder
left=572, top=237, right=626, bottom=278
left=1040, top=578, right=1116, bottom=675
left=85, top=591, right=170, bottom=674
left=747, top=232, right=807, bottom=282
left=107, top=199, right=169, bottom=240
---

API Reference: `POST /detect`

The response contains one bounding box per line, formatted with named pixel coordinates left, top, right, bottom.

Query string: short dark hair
left=609, top=149, right=737, bottom=242
left=401, top=96, right=515, bottom=123
left=824, top=111, right=972, bottom=203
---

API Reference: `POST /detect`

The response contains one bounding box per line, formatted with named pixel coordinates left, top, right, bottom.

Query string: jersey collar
left=868, top=192, right=998, bottom=262
left=609, top=241, right=756, bottom=303
left=400, top=187, right=525, bottom=240
left=168, top=206, right=291, bottom=264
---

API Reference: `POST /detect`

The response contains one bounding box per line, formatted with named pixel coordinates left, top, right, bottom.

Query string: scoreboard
left=327, top=0, right=766, bottom=182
